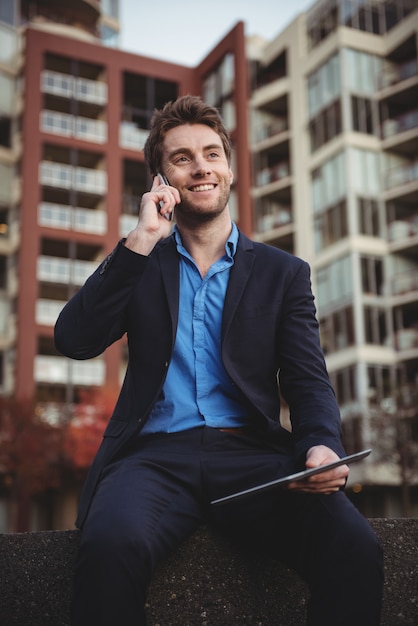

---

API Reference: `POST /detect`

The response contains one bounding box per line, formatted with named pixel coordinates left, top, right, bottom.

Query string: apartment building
left=0, top=0, right=252, bottom=529
left=0, top=0, right=417, bottom=529
left=249, top=0, right=418, bottom=516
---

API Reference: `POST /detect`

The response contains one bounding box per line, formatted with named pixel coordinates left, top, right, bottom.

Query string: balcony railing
left=34, top=355, right=105, bottom=386
left=40, top=162, right=107, bottom=194
left=384, top=160, right=418, bottom=190
left=391, top=268, right=418, bottom=296
left=38, top=202, right=107, bottom=234
left=388, top=215, right=418, bottom=242
left=255, top=117, right=288, bottom=143
left=120, top=123, right=149, bottom=151
left=36, top=299, right=66, bottom=326
left=395, top=327, right=418, bottom=351
left=41, top=71, right=107, bottom=105
left=381, top=109, right=418, bottom=139
left=37, top=256, right=98, bottom=286
left=379, top=58, right=418, bottom=90
left=256, top=161, right=290, bottom=186
left=255, top=206, right=292, bottom=233
left=119, top=214, right=138, bottom=237
left=41, top=110, right=107, bottom=143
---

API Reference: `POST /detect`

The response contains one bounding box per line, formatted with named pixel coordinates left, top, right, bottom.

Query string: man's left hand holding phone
left=124, top=174, right=180, bottom=256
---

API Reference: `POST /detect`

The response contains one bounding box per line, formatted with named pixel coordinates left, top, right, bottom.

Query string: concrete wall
left=0, top=519, right=417, bottom=625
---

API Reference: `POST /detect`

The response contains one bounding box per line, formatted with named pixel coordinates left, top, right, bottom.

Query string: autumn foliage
left=63, top=386, right=116, bottom=469
left=0, top=387, right=117, bottom=530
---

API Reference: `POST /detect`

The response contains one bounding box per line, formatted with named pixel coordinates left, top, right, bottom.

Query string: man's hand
left=125, top=175, right=180, bottom=255
left=287, top=445, right=349, bottom=494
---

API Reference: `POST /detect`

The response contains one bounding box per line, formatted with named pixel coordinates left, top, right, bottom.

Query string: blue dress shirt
left=141, top=222, right=249, bottom=434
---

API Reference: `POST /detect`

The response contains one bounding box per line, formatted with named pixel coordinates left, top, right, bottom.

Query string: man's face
left=161, top=123, right=233, bottom=224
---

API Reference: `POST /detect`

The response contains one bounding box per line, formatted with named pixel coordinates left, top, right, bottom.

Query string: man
left=55, top=95, right=383, bottom=625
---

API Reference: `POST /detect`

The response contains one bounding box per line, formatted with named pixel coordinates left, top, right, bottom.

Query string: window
left=314, top=199, right=348, bottom=252
left=203, top=53, right=236, bottom=123
left=319, top=305, right=355, bottom=354
left=358, top=197, right=380, bottom=237
left=361, top=256, right=384, bottom=295
left=364, top=306, right=387, bottom=345
left=308, top=55, right=341, bottom=148
left=349, top=148, right=380, bottom=196
left=330, top=366, right=357, bottom=406
left=309, top=100, right=342, bottom=152
left=316, top=255, right=353, bottom=315
left=312, top=152, right=347, bottom=250
left=351, top=96, right=374, bottom=135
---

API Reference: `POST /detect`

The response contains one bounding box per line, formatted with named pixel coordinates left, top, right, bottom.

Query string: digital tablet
left=211, top=449, right=372, bottom=505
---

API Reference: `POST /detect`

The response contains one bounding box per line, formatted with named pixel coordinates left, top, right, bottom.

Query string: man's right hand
left=124, top=175, right=180, bottom=255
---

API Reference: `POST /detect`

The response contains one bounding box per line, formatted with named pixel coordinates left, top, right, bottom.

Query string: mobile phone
left=158, top=173, right=173, bottom=221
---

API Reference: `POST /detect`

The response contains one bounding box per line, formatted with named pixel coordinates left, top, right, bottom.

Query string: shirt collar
left=173, top=222, right=238, bottom=260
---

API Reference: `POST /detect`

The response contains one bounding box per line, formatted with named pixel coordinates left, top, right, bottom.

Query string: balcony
left=41, top=110, right=107, bottom=143
left=41, top=71, right=107, bottom=105
left=381, top=109, right=418, bottom=140
left=379, top=58, right=418, bottom=91
left=395, top=327, right=418, bottom=352
left=36, top=299, right=67, bottom=326
left=119, top=214, right=138, bottom=237
left=384, top=160, right=418, bottom=192
left=388, top=215, right=418, bottom=248
left=38, top=202, right=107, bottom=235
left=120, top=123, right=149, bottom=151
left=256, top=160, right=290, bottom=187
left=257, top=119, right=288, bottom=143
left=255, top=204, right=292, bottom=234
left=34, top=355, right=105, bottom=386
left=37, top=256, right=98, bottom=286
left=391, top=268, right=418, bottom=296
left=0, top=300, right=16, bottom=343
left=40, top=162, right=107, bottom=194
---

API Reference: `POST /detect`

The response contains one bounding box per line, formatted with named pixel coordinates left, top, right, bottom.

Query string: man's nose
left=192, top=157, right=211, bottom=176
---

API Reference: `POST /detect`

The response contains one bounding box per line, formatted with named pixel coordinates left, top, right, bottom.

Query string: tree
left=0, top=397, right=65, bottom=531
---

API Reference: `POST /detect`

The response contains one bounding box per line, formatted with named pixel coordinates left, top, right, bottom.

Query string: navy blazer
left=55, top=231, right=345, bottom=527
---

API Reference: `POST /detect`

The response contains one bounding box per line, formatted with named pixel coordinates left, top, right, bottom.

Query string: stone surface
left=0, top=519, right=417, bottom=625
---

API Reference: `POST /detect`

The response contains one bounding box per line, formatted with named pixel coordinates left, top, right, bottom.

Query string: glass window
left=364, top=306, right=387, bottom=345
left=0, top=163, right=12, bottom=202
left=0, top=23, right=17, bottom=63
left=101, top=0, right=119, bottom=19
left=312, top=151, right=346, bottom=213
left=358, top=197, right=380, bottom=236
left=316, top=255, right=353, bottom=315
left=308, top=53, right=341, bottom=119
left=0, top=71, right=15, bottom=115
left=361, top=256, right=384, bottom=295
left=349, top=148, right=380, bottom=196
left=0, top=0, right=14, bottom=25
left=345, top=49, right=381, bottom=95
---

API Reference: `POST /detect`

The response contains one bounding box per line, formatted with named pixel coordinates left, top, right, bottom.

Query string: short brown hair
left=143, top=95, right=232, bottom=176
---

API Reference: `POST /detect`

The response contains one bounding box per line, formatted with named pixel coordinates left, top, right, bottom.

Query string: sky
left=119, top=0, right=314, bottom=66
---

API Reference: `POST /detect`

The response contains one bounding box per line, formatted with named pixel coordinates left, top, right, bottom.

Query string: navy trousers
left=71, top=427, right=383, bottom=625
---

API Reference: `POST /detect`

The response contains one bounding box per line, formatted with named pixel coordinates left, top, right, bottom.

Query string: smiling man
left=55, top=95, right=383, bottom=626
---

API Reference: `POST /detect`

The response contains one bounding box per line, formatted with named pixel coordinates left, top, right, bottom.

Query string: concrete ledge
left=0, top=519, right=417, bottom=625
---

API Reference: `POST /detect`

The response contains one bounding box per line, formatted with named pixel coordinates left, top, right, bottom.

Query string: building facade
left=0, top=0, right=417, bottom=529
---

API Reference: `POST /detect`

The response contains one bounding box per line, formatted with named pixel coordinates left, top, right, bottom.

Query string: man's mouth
left=189, top=184, right=216, bottom=192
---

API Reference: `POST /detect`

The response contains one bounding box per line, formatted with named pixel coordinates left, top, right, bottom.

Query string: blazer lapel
left=222, top=233, right=255, bottom=339
left=157, top=237, right=180, bottom=341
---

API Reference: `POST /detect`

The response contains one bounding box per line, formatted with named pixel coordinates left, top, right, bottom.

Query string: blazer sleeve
left=54, top=240, right=149, bottom=360
left=277, top=260, right=345, bottom=461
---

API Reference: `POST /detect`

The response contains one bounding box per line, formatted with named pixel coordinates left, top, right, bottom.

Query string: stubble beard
left=175, top=186, right=231, bottom=226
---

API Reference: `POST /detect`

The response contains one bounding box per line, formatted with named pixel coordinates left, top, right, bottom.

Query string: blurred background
left=0, top=0, right=417, bottom=532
